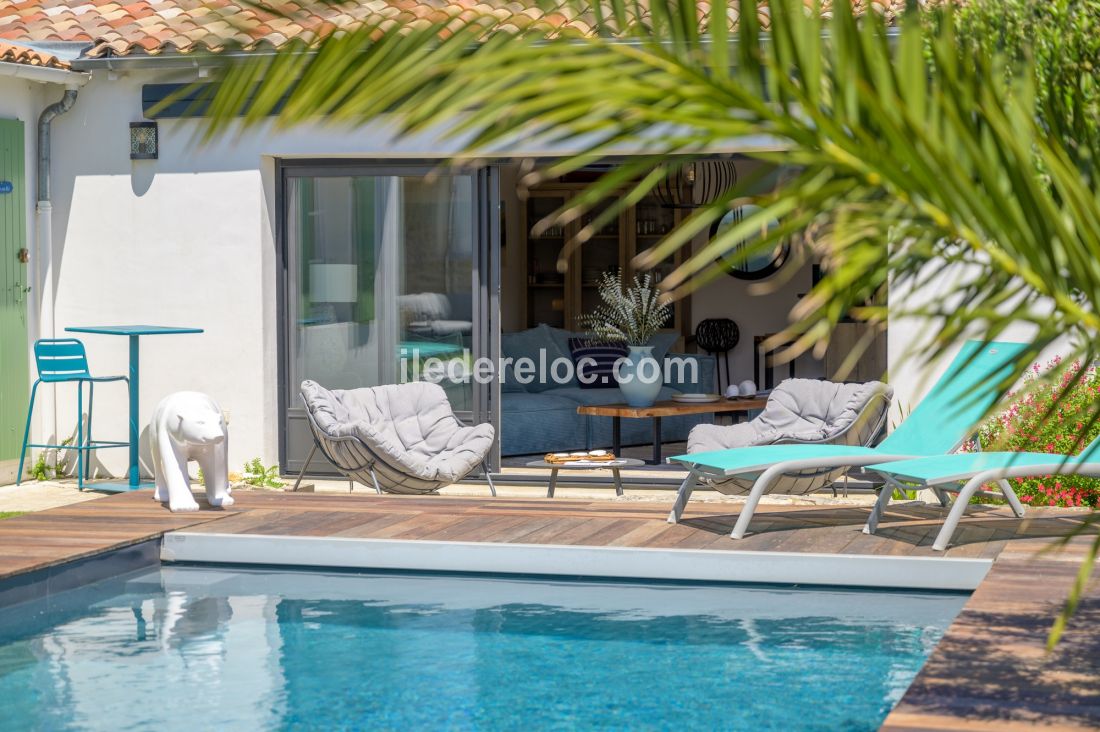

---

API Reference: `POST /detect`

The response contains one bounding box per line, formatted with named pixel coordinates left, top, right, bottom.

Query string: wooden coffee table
left=576, top=398, right=768, bottom=464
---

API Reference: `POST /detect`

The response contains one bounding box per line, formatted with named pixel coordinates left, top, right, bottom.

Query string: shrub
left=241, top=458, right=284, bottom=490
left=27, top=454, right=53, bottom=481
left=969, top=358, right=1100, bottom=507
left=941, top=0, right=1100, bottom=145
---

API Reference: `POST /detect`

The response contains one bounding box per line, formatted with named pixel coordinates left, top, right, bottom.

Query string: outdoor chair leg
left=933, top=474, right=989, bottom=551
left=731, top=464, right=789, bottom=539
left=996, top=479, right=1026, bottom=518
left=16, top=380, right=41, bottom=486
left=77, top=382, right=84, bottom=490
left=932, top=487, right=950, bottom=507
left=482, top=461, right=497, bottom=497
left=863, top=478, right=900, bottom=535
left=291, top=443, right=318, bottom=492
left=85, top=381, right=95, bottom=480
left=368, top=466, right=383, bottom=495
left=667, top=472, right=698, bottom=523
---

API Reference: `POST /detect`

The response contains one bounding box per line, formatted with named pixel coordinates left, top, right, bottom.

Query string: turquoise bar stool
left=16, top=338, right=129, bottom=490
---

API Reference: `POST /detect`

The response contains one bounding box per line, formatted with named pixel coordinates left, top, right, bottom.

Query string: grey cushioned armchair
left=687, top=378, right=893, bottom=495
left=295, top=380, right=496, bottom=495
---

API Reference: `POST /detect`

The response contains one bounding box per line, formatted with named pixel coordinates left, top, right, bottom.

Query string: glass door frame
left=275, top=159, right=501, bottom=476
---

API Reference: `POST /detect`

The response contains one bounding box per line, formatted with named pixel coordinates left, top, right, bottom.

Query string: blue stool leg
left=85, top=381, right=95, bottom=480
left=77, top=382, right=84, bottom=491
left=16, top=380, right=41, bottom=486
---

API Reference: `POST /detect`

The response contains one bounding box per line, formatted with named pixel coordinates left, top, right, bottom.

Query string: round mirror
left=712, top=204, right=789, bottom=281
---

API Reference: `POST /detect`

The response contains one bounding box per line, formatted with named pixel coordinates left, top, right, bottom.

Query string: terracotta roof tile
left=0, top=39, right=71, bottom=69
left=0, top=0, right=922, bottom=59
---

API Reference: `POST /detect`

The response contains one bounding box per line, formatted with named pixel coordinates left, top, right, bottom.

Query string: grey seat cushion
left=500, top=391, right=583, bottom=413
left=548, top=385, right=680, bottom=406
left=688, top=378, right=893, bottom=453
left=301, top=380, right=495, bottom=488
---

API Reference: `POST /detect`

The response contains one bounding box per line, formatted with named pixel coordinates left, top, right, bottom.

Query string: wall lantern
left=129, top=121, right=158, bottom=160
left=652, top=158, right=738, bottom=208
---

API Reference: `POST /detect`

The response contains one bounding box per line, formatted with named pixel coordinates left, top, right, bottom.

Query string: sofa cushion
left=549, top=385, right=679, bottom=406
left=501, top=325, right=571, bottom=393
left=500, top=359, right=526, bottom=393
left=568, top=337, right=628, bottom=388
left=647, top=332, right=679, bottom=362
left=501, top=391, right=585, bottom=413
left=545, top=326, right=585, bottom=387
left=500, top=390, right=589, bottom=456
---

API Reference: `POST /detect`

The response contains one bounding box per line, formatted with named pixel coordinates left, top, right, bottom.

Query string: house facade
left=0, top=0, right=988, bottom=485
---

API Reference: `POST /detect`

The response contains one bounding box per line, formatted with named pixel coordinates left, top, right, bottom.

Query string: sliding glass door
left=280, top=163, right=499, bottom=475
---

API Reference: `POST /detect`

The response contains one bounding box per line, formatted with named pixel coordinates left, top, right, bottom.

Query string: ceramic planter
left=617, top=345, right=663, bottom=407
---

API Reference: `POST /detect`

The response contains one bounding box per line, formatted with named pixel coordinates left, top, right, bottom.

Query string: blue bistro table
left=65, top=325, right=204, bottom=492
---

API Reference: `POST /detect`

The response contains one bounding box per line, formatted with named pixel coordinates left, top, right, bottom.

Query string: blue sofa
left=500, top=325, right=716, bottom=456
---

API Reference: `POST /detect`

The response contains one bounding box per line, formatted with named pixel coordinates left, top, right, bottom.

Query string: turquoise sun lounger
left=666, top=340, right=1031, bottom=539
left=864, top=436, right=1100, bottom=551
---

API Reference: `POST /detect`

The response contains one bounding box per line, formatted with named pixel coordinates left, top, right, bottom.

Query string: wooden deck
left=0, top=489, right=1097, bottom=730
left=165, top=491, right=1084, bottom=559
left=883, top=536, right=1100, bottom=732
left=0, top=493, right=222, bottom=582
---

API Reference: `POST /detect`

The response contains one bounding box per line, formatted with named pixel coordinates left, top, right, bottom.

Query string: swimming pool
left=0, top=566, right=965, bottom=731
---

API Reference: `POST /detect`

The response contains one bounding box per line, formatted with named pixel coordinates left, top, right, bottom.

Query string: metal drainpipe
left=34, top=88, right=78, bottom=456
left=37, top=89, right=78, bottom=202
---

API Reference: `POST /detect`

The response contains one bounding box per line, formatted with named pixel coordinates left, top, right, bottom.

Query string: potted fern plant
left=578, top=270, right=672, bottom=407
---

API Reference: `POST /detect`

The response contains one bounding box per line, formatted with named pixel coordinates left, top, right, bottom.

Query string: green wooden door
left=0, top=119, right=29, bottom=472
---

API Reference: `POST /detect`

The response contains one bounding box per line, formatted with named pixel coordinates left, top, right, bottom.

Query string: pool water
left=0, top=567, right=966, bottom=731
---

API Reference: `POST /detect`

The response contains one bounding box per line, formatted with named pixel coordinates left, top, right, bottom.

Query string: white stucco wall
left=50, top=70, right=268, bottom=477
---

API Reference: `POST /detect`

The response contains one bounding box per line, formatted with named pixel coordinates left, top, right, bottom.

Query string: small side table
left=525, top=458, right=646, bottom=498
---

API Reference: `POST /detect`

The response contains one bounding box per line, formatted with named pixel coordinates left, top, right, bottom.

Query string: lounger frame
left=865, top=461, right=1100, bottom=551
left=668, top=392, right=896, bottom=537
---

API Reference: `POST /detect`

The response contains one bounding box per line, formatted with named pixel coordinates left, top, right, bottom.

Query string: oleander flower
left=968, top=360, right=1100, bottom=508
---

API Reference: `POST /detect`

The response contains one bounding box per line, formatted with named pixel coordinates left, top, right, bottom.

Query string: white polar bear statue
left=150, top=392, right=232, bottom=512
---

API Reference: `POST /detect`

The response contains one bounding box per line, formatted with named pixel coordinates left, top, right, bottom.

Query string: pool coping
left=0, top=538, right=161, bottom=610
left=160, top=531, right=991, bottom=591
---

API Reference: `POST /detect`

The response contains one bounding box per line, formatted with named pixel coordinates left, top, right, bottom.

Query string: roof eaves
left=0, top=39, right=89, bottom=84
left=70, top=47, right=289, bottom=71
left=0, top=58, right=88, bottom=85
